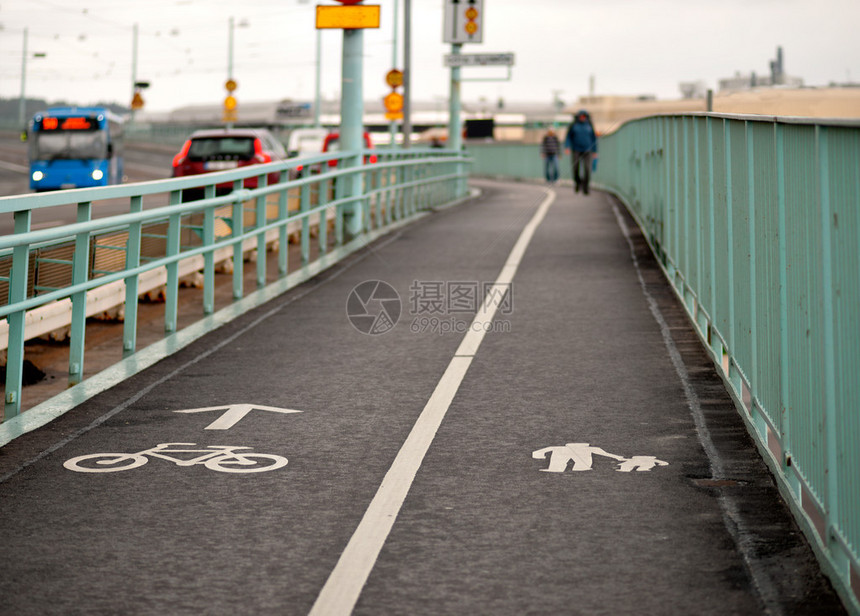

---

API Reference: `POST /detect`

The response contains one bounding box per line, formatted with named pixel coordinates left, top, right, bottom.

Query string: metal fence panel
left=589, top=113, right=860, bottom=615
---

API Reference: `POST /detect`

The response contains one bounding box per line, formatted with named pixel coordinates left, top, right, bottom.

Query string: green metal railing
left=594, top=113, right=860, bottom=614
left=0, top=147, right=470, bottom=424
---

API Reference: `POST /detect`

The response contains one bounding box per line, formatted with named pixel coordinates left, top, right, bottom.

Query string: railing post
left=3, top=209, right=31, bottom=420
left=300, top=173, right=311, bottom=265
left=725, top=119, right=740, bottom=394
left=203, top=186, right=216, bottom=314
left=319, top=179, right=329, bottom=257
left=231, top=180, right=244, bottom=300
left=255, top=173, right=267, bottom=288
left=775, top=122, right=791, bottom=470
left=817, top=125, right=840, bottom=550
left=706, top=116, right=718, bottom=355
left=69, top=201, right=92, bottom=385
left=123, top=195, right=143, bottom=356
left=165, top=192, right=182, bottom=333
left=746, top=121, right=761, bottom=426
left=277, top=171, right=288, bottom=277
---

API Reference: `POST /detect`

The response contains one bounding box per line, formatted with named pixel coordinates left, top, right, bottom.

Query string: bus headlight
left=32, top=171, right=44, bottom=182
left=91, top=169, right=104, bottom=181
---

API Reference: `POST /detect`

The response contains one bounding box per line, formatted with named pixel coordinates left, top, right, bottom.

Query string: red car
left=171, top=128, right=288, bottom=196
left=322, top=131, right=377, bottom=168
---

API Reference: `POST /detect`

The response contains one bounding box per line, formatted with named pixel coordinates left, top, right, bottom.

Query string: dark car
left=171, top=128, right=288, bottom=196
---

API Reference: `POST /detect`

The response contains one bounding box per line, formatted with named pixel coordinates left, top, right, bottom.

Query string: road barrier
left=594, top=113, right=860, bottom=615
left=0, top=147, right=470, bottom=426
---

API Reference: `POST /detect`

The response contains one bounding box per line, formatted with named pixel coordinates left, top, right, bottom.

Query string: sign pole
left=402, top=0, right=411, bottom=149
left=449, top=42, right=463, bottom=196
left=389, top=0, right=399, bottom=147
left=341, top=26, right=364, bottom=237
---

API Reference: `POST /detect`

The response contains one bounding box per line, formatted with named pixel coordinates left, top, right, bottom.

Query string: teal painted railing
left=0, top=147, right=470, bottom=426
left=592, top=113, right=859, bottom=614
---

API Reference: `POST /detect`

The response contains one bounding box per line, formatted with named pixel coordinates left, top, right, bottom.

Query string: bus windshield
left=33, top=127, right=108, bottom=161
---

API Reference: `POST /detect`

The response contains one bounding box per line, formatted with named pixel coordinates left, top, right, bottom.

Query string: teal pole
left=389, top=0, right=400, bottom=147
left=18, top=28, right=28, bottom=127
left=449, top=43, right=463, bottom=196
left=130, top=24, right=138, bottom=127
left=341, top=27, right=364, bottom=237
left=314, top=29, right=322, bottom=128
left=227, top=17, right=235, bottom=129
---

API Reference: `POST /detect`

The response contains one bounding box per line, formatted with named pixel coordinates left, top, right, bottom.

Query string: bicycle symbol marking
left=64, top=443, right=288, bottom=474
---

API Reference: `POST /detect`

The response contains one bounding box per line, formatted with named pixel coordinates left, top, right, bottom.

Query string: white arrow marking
left=175, top=404, right=302, bottom=430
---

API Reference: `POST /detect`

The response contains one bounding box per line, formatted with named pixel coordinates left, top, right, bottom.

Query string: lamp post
left=18, top=28, right=28, bottom=127
left=225, top=17, right=248, bottom=127
left=402, top=0, right=411, bottom=148
left=18, top=29, right=47, bottom=127
left=314, top=29, right=322, bottom=127
left=389, top=0, right=399, bottom=147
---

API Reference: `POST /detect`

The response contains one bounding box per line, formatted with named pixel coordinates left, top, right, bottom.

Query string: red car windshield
left=187, top=137, right=256, bottom=161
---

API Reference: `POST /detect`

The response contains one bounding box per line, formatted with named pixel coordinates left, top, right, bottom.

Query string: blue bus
left=28, top=106, right=124, bottom=191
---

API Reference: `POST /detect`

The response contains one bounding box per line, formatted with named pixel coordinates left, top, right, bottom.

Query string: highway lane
left=0, top=135, right=178, bottom=235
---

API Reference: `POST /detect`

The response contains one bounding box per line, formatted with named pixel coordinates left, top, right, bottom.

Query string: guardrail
left=594, top=113, right=860, bottom=614
left=0, top=147, right=470, bottom=425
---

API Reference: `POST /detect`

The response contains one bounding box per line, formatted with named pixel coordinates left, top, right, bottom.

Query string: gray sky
left=1, top=0, right=859, bottom=113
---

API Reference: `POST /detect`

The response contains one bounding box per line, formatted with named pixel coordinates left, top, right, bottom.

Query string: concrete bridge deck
left=0, top=179, right=845, bottom=615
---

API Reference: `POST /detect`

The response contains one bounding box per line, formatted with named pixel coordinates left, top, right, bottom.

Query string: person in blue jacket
left=564, top=110, right=598, bottom=194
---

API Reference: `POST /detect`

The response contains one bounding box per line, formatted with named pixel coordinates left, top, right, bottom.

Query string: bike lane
left=0, top=180, right=844, bottom=615
left=0, top=181, right=551, bottom=615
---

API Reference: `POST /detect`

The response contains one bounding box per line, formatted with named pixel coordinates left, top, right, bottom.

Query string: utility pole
left=402, top=0, right=411, bottom=148
left=18, top=28, right=28, bottom=126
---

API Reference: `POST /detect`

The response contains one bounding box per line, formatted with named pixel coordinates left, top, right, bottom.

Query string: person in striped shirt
left=539, top=128, right=562, bottom=184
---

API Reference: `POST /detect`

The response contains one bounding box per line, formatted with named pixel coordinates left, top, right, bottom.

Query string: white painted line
left=309, top=188, right=556, bottom=616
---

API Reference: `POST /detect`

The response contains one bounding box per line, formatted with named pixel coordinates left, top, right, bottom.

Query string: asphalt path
left=0, top=179, right=845, bottom=615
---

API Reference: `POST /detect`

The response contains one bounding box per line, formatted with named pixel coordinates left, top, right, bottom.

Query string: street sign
left=443, top=52, right=514, bottom=67
left=386, top=69, right=404, bottom=88
left=443, top=0, right=483, bottom=44
left=383, top=92, right=404, bottom=113
left=316, top=4, right=381, bottom=29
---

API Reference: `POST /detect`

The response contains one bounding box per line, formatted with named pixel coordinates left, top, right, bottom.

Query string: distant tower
left=770, top=46, right=785, bottom=85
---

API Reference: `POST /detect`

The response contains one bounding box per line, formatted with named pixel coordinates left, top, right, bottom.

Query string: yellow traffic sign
left=386, top=69, right=404, bottom=88
left=225, top=79, right=238, bottom=92
left=224, top=95, right=237, bottom=111
left=385, top=110, right=403, bottom=121
left=131, top=92, right=145, bottom=110
left=383, top=92, right=404, bottom=113
left=316, top=5, right=381, bottom=29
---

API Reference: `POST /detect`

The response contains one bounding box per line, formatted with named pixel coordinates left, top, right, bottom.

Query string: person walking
left=564, top=110, right=598, bottom=194
left=539, top=128, right=562, bottom=184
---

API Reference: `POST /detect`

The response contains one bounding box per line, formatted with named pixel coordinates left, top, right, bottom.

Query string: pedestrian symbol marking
left=532, top=443, right=668, bottom=473
left=64, top=443, right=288, bottom=474
left=175, top=404, right=302, bottom=430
